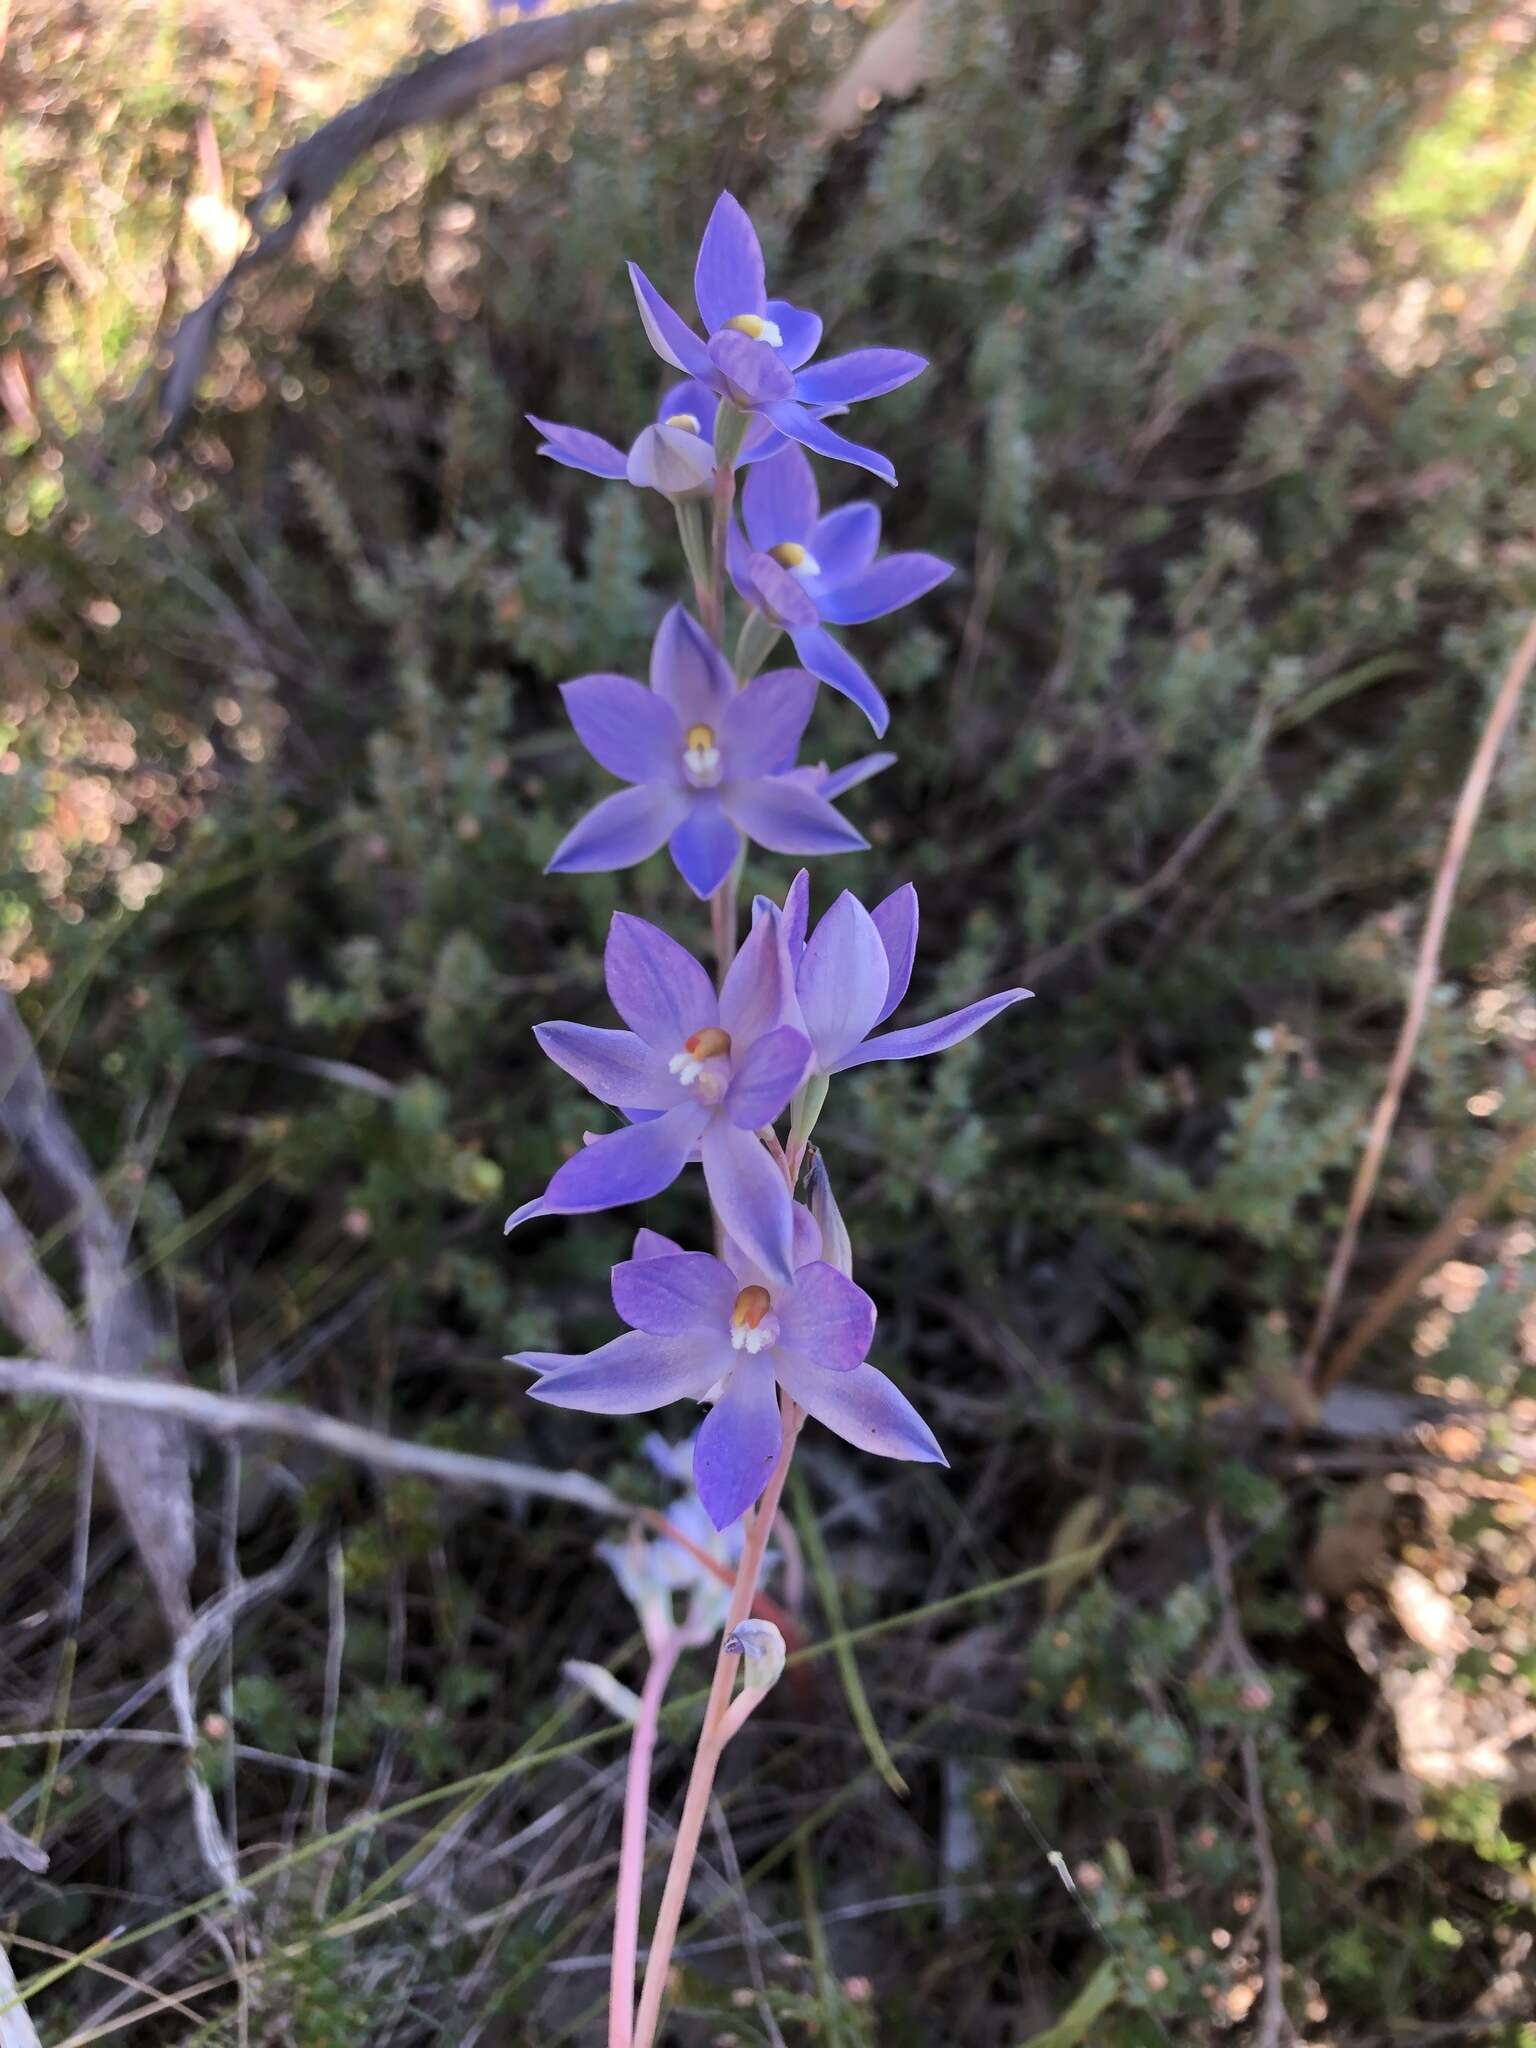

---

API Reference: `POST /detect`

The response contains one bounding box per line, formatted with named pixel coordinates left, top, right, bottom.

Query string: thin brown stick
left=1297, top=614, right=1536, bottom=1391
left=1319, top=1114, right=1536, bottom=1395
left=0, top=1356, right=622, bottom=1514
left=1206, top=1512, right=1290, bottom=2048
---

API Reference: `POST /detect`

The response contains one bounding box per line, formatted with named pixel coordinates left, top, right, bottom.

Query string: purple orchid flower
left=628, top=192, right=925, bottom=487
left=518, top=1207, right=945, bottom=1530
left=763, top=870, right=1032, bottom=1078
left=726, top=446, right=952, bottom=736
left=528, top=379, right=792, bottom=501
left=505, top=904, right=808, bottom=1283
left=546, top=606, right=881, bottom=900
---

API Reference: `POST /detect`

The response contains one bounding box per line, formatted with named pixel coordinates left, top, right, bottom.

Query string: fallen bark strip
left=0, top=1355, right=622, bottom=1515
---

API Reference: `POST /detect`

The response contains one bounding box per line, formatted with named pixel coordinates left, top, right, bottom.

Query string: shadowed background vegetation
left=7, top=0, right=1536, bottom=2038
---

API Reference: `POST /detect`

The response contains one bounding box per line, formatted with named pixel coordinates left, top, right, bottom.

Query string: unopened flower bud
left=563, top=1658, right=643, bottom=1726
left=725, top=1618, right=785, bottom=1693
left=626, top=422, right=715, bottom=500
left=805, top=1150, right=853, bottom=1277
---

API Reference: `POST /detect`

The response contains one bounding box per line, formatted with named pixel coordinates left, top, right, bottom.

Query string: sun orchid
left=760, top=870, right=1032, bottom=1079
left=518, top=1209, right=944, bottom=1530
left=505, top=906, right=808, bottom=1283
left=728, top=446, right=952, bottom=734
left=628, top=192, right=925, bottom=486
left=547, top=606, right=878, bottom=898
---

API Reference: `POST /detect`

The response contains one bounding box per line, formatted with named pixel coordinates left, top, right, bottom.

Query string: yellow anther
left=769, top=542, right=808, bottom=570
left=663, top=411, right=702, bottom=434
left=685, top=723, right=716, bottom=752
left=685, top=1026, right=732, bottom=1060
left=726, top=313, right=768, bottom=340
left=731, top=1284, right=772, bottom=1330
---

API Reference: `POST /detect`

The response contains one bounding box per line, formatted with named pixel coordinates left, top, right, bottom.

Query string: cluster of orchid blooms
left=504, top=194, right=1027, bottom=2042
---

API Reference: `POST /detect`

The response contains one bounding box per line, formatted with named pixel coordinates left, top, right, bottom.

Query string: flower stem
left=630, top=1399, right=803, bottom=2048
left=709, top=845, right=746, bottom=988
left=674, top=500, right=711, bottom=619
left=609, top=1632, right=682, bottom=2048
left=704, top=458, right=736, bottom=645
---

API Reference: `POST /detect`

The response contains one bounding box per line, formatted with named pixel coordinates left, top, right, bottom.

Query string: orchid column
left=507, top=193, right=1030, bottom=2048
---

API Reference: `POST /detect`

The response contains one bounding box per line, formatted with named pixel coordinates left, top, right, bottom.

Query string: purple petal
left=707, top=331, right=796, bottom=409
left=604, top=913, right=718, bottom=1051
left=793, top=349, right=927, bottom=408
left=725, top=1023, right=811, bottom=1130
left=626, top=424, right=715, bottom=498
left=669, top=796, right=741, bottom=899
left=533, top=1022, right=681, bottom=1110
left=561, top=674, right=682, bottom=784
left=720, top=1199, right=821, bottom=1291
left=505, top=1193, right=547, bottom=1235
left=741, top=445, right=819, bottom=550
left=764, top=402, right=895, bottom=486
left=650, top=604, right=735, bottom=729
left=772, top=1353, right=945, bottom=1466
left=737, top=415, right=793, bottom=465
left=781, top=869, right=809, bottom=965
left=819, top=751, right=896, bottom=800
left=719, top=900, right=796, bottom=1047
left=745, top=552, right=819, bottom=630
left=786, top=625, right=888, bottom=737
left=656, top=379, right=720, bottom=434
left=548, top=785, right=690, bottom=874
left=721, top=776, right=868, bottom=860
left=807, top=502, right=881, bottom=583
left=694, top=191, right=766, bottom=334
left=511, top=1349, right=584, bottom=1374
left=700, top=1117, right=796, bottom=1286
left=526, top=1330, right=726, bottom=1413
left=766, top=298, right=822, bottom=370
left=815, top=553, right=953, bottom=625
left=831, top=989, right=1033, bottom=1073
left=633, top=1226, right=685, bottom=1259
left=795, top=889, right=890, bottom=1069
left=721, top=667, right=817, bottom=780
left=527, top=416, right=628, bottom=480
left=694, top=1359, right=783, bottom=1529
left=540, top=1100, right=709, bottom=1213
left=628, top=263, right=711, bottom=377
left=776, top=1262, right=876, bottom=1372
left=871, top=883, right=918, bottom=1025
left=726, top=518, right=760, bottom=607
left=612, top=1250, right=737, bottom=1335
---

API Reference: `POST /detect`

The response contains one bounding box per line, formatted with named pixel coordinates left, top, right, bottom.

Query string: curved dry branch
left=154, top=0, right=685, bottom=449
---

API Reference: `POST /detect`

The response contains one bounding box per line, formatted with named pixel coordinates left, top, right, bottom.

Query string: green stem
left=733, top=610, right=782, bottom=682
left=674, top=499, right=711, bottom=617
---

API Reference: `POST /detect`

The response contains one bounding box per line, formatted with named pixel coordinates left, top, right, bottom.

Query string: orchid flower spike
left=505, top=905, right=807, bottom=1283
left=528, top=379, right=793, bottom=502
left=516, top=1208, right=945, bottom=1530
left=547, top=606, right=878, bottom=899
left=728, top=446, right=952, bottom=735
left=628, top=192, right=925, bottom=486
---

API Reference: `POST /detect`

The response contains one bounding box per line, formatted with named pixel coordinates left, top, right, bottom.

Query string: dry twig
left=0, top=995, right=194, bottom=1633
left=1206, top=1510, right=1291, bottom=2048
left=153, top=1, right=683, bottom=446
left=1298, top=615, right=1536, bottom=1391
left=0, top=1355, right=622, bottom=1514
